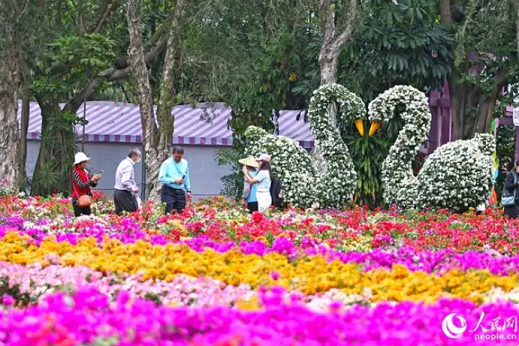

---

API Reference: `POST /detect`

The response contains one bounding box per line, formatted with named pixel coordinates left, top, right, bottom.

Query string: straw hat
left=239, top=156, right=259, bottom=168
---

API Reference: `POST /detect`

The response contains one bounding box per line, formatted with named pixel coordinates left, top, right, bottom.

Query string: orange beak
left=369, top=122, right=381, bottom=136
left=354, top=119, right=365, bottom=136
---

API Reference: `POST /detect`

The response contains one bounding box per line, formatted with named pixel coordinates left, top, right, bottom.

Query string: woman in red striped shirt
left=71, top=152, right=101, bottom=217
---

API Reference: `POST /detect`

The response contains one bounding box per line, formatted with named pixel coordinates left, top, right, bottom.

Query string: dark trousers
left=161, top=185, right=186, bottom=214
left=504, top=205, right=519, bottom=219
left=72, top=201, right=91, bottom=217
left=247, top=202, right=258, bottom=214
left=114, top=190, right=138, bottom=215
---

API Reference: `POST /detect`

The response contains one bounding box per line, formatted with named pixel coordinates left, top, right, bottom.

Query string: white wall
left=25, top=141, right=233, bottom=199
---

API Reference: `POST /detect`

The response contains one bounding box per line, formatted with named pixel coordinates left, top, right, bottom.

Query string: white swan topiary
left=368, top=85, right=495, bottom=211
left=244, top=83, right=366, bottom=208
left=244, top=126, right=318, bottom=207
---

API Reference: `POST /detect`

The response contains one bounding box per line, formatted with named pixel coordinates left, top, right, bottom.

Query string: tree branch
left=62, top=1, right=173, bottom=114
left=15, top=0, right=30, bottom=25
left=92, top=0, right=121, bottom=34
left=490, top=69, right=508, bottom=86
left=320, top=0, right=335, bottom=46
left=330, top=0, right=357, bottom=56
left=63, top=29, right=168, bottom=114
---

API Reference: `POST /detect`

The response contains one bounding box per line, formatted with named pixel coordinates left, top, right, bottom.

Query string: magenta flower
left=2, top=294, right=14, bottom=306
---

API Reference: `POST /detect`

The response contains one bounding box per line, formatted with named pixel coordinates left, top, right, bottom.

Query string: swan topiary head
left=308, top=83, right=367, bottom=136
left=367, top=85, right=430, bottom=136
left=473, top=133, right=496, bottom=157
left=244, top=126, right=268, bottom=142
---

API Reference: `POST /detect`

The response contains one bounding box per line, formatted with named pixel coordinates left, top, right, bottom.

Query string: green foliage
left=30, top=161, right=62, bottom=195
left=341, top=113, right=404, bottom=207
left=32, top=34, right=115, bottom=99
left=292, top=0, right=454, bottom=102
left=448, top=0, right=519, bottom=138
left=180, top=0, right=312, bottom=111
left=24, top=1, right=122, bottom=196
left=341, top=0, right=453, bottom=101
left=453, top=0, right=516, bottom=71
left=215, top=147, right=245, bottom=199
left=201, top=0, right=313, bottom=196
left=88, top=337, right=119, bottom=346
left=0, top=276, right=34, bottom=306
left=31, top=111, right=80, bottom=196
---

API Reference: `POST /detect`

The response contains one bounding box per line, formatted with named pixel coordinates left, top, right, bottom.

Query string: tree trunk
left=439, top=0, right=451, bottom=23
left=449, top=63, right=507, bottom=140
left=319, top=54, right=338, bottom=85
left=127, top=0, right=159, bottom=201
left=0, top=57, right=20, bottom=191
left=318, top=0, right=357, bottom=89
left=31, top=100, right=75, bottom=196
left=448, top=74, right=463, bottom=140
left=127, top=0, right=187, bottom=203
left=19, top=84, right=30, bottom=190
left=0, top=20, right=21, bottom=191
left=154, top=0, right=188, bottom=201
left=442, top=0, right=504, bottom=140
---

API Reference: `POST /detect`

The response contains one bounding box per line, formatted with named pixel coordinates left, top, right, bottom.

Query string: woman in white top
left=242, top=153, right=272, bottom=212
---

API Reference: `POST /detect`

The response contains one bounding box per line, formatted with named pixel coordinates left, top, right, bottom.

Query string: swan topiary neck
left=308, top=83, right=366, bottom=208
left=368, top=86, right=431, bottom=208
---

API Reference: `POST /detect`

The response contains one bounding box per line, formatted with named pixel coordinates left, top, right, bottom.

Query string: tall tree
left=440, top=0, right=519, bottom=139
left=0, top=0, right=41, bottom=190
left=28, top=0, right=176, bottom=196
left=29, top=0, right=122, bottom=195
left=127, top=0, right=187, bottom=202
left=176, top=0, right=311, bottom=198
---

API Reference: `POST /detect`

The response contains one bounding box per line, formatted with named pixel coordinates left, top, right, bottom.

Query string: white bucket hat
left=73, top=152, right=90, bottom=166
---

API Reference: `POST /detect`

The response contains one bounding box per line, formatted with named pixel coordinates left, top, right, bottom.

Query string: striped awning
left=17, top=101, right=316, bottom=148
left=277, top=110, right=314, bottom=148
left=18, top=101, right=234, bottom=146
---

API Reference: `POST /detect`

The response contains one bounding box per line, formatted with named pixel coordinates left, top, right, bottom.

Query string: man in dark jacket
left=270, top=177, right=283, bottom=209
left=504, top=160, right=519, bottom=219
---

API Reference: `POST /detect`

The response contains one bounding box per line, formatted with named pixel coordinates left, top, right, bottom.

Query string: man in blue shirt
left=158, top=146, right=191, bottom=214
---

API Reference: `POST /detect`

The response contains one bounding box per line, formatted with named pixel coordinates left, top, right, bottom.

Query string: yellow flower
left=0, top=232, right=516, bottom=304
left=235, top=296, right=261, bottom=311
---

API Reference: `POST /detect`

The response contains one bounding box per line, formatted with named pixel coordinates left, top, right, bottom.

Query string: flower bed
left=3, top=287, right=519, bottom=345
left=0, top=195, right=519, bottom=344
